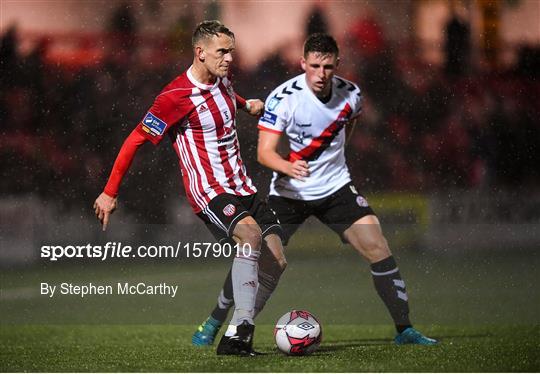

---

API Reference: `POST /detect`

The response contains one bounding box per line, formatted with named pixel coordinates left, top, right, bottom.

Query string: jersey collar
left=303, top=74, right=340, bottom=109
left=187, top=66, right=220, bottom=90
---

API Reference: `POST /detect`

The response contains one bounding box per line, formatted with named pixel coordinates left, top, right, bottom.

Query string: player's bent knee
left=361, top=237, right=391, bottom=262
left=369, top=236, right=390, bottom=254
left=245, top=230, right=262, bottom=251
left=235, top=224, right=262, bottom=250
left=349, top=231, right=390, bottom=261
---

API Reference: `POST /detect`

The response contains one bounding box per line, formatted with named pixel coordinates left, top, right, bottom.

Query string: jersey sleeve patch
left=267, top=97, right=281, bottom=111
left=141, top=112, right=167, bottom=136
left=260, top=111, right=277, bottom=125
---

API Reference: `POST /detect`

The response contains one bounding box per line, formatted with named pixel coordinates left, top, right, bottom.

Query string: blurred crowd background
left=1, top=0, right=539, bottom=223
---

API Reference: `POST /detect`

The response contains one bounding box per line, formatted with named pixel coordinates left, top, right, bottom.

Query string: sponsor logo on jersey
left=142, top=112, right=167, bottom=136
left=356, top=195, right=369, bottom=207
left=295, top=122, right=312, bottom=128
left=223, top=203, right=236, bottom=217
left=199, top=104, right=208, bottom=113
left=260, top=111, right=277, bottom=125
left=217, top=131, right=236, bottom=144
left=267, top=97, right=280, bottom=111
left=242, top=280, right=257, bottom=288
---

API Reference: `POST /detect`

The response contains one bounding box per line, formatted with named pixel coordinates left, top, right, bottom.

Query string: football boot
left=216, top=320, right=262, bottom=356
left=394, top=327, right=438, bottom=345
left=192, top=316, right=222, bottom=346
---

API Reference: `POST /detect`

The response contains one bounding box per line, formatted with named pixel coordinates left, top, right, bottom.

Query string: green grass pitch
left=1, top=232, right=539, bottom=372
left=1, top=325, right=538, bottom=372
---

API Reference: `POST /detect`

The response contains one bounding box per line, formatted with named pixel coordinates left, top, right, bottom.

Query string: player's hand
left=288, top=160, right=310, bottom=181
left=93, top=192, right=117, bottom=231
left=246, top=99, right=264, bottom=116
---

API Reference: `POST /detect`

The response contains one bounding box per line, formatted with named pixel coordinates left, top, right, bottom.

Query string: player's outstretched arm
left=235, top=93, right=264, bottom=116
left=94, top=128, right=147, bottom=231
left=258, top=130, right=309, bottom=181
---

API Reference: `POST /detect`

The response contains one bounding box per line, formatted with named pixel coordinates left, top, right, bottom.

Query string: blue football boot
left=394, top=327, right=438, bottom=345
left=192, top=317, right=222, bottom=346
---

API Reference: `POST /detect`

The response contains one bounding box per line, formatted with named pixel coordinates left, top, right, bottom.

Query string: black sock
left=370, top=256, right=412, bottom=333
left=210, top=269, right=234, bottom=323
left=396, top=324, right=412, bottom=334
left=254, top=249, right=284, bottom=316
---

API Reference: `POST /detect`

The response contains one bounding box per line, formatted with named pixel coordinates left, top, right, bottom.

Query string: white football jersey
left=258, top=73, right=362, bottom=200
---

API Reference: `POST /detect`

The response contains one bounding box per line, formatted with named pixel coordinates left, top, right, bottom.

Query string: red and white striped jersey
left=136, top=66, right=256, bottom=213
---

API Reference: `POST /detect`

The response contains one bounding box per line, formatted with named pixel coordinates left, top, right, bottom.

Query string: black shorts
left=268, top=182, right=375, bottom=245
left=197, top=193, right=282, bottom=244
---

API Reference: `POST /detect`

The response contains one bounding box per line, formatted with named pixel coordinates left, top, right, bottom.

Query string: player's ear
left=196, top=46, right=205, bottom=62
left=335, top=56, right=340, bottom=68
left=300, top=56, right=307, bottom=71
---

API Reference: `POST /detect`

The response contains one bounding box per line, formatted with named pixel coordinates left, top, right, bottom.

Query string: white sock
left=224, top=324, right=237, bottom=337
left=230, top=252, right=259, bottom=327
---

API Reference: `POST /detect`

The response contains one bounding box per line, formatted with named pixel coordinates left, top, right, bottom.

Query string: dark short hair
left=303, top=33, right=339, bottom=57
left=192, top=20, right=234, bottom=47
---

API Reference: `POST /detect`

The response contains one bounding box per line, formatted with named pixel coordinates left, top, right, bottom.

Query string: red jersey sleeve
left=136, top=94, right=187, bottom=145
left=103, top=128, right=147, bottom=197
left=103, top=87, right=191, bottom=197
left=235, top=93, right=246, bottom=109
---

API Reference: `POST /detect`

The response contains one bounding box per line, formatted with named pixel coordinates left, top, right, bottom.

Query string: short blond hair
left=192, top=20, right=234, bottom=47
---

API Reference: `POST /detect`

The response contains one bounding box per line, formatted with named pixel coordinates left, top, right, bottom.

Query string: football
left=274, top=310, right=322, bottom=355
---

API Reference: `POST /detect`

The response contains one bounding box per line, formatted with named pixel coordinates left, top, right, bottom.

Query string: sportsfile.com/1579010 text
left=40, top=242, right=252, bottom=261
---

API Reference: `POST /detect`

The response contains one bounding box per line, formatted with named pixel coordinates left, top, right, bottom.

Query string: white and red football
left=274, top=310, right=322, bottom=355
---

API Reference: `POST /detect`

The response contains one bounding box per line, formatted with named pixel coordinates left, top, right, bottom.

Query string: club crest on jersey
left=142, top=112, right=166, bottom=136
left=260, top=111, right=277, bottom=125
left=292, top=131, right=312, bottom=145
left=223, top=204, right=236, bottom=217
left=356, top=196, right=369, bottom=207
left=267, top=97, right=280, bottom=111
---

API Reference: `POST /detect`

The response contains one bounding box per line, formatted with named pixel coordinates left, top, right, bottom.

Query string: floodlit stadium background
left=1, top=0, right=539, bottom=328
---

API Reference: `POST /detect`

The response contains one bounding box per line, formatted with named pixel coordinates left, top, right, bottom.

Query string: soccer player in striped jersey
left=194, top=33, right=437, bottom=346
left=93, top=20, right=285, bottom=356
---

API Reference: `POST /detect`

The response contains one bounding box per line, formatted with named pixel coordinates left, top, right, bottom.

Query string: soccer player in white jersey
left=194, top=33, right=437, bottom=346
left=93, top=20, right=286, bottom=356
